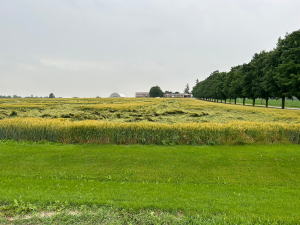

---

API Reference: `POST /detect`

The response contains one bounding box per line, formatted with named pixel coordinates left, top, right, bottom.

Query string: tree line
left=192, top=30, right=300, bottom=109
left=149, top=84, right=190, bottom=97
left=0, top=93, right=57, bottom=99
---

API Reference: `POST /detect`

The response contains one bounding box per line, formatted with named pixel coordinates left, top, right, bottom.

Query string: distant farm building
left=135, top=92, right=150, bottom=98
left=163, top=92, right=192, bottom=98
left=109, top=93, right=126, bottom=98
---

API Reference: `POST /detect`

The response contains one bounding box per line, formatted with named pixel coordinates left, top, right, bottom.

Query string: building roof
left=110, top=93, right=126, bottom=97
left=164, top=93, right=190, bottom=95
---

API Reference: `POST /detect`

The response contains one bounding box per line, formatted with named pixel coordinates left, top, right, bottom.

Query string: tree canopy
left=192, top=30, right=300, bottom=109
left=49, top=93, right=55, bottom=98
left=184, top=84, right=190, bottom=94
left=149, top=86, right=163, bottom=97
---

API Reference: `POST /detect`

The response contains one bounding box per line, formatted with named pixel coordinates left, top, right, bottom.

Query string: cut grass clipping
left=0, top=141, right=299, bottom=224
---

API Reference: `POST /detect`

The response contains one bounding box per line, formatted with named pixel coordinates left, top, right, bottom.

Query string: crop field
left=0, top=141, right=299, bottom=224
left=1, top=98, right=300, bottom=145
left=1, top=98, right=300, bottom=224
left=1, top=97, right=300, bottom=123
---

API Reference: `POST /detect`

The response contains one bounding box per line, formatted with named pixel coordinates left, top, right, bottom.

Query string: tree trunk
left=234, top=98, right=237, bottom=104
left=217, top=99, right=218, bottom=102
left=230, top=98, right=231, bottom=104
left=221, top=99, right=222, bottom=103
left=282, top=97, right=285, bottom=109
left=243, top=97, right=245, bottom=105
left=225, top=99, right=226, bottom=104
left=261, top=98, right=263, bottom=105
left=252, top=98, right=255, bottom=107
left=266, top=98, right=268, bottom=107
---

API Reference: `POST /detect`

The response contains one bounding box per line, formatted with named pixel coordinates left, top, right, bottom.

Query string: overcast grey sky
left=1, top=0, right=299, bottom=97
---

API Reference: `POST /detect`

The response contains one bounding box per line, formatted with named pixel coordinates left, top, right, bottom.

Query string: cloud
left=18, top=63, right=39, bottom=70
left=39, top=58, right=171, bottom=74
left=39, top=59, right=119, bottom=71
left=1, top=0, right=300, bottom=97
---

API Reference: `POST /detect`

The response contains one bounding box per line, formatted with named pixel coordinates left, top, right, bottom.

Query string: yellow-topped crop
left=1, top=118, right=300, bottom=145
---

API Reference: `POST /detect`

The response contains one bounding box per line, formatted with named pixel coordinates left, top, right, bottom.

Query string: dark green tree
left=214, top=72, right=227, bottom=102
left=192, top=81, right=203, bottom=99
left=184, top=84, right=190, bottom=94
left=49, top=93, right=55, bottom=98
left=229, top=65, right=244, bottom=104
left=241, top=63, right=258, bottom=106
left=149, top=86, right=163, bottom=97
left=255, top=50, right=276, bottom=107
left=222, top=65, right=243, bottom=104
left=275, top=30, right=300, bottom=108
left=192, top=29, right=300, bottom=109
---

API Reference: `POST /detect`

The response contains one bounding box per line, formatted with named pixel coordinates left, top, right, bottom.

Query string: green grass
left=231, top=98, right=300, bottom=108
left=0, top=141, right=299, bottom=224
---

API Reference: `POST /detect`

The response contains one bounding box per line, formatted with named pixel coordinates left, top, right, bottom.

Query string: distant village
left=0, top=94, right=62, bottom=99
left=0, top=84, right=193, bottom=99
left=1, top=88, right=193, bottom=99
left=0, top=92, right=192, bottom=98
left=110, top=92, right=192, bottom=98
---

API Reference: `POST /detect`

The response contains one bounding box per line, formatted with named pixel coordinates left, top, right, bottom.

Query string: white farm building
left=109, top=93, right=126, bottom=98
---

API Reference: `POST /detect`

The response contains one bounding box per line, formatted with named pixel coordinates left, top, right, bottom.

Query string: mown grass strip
left=0, top=141, right=299, bottom=223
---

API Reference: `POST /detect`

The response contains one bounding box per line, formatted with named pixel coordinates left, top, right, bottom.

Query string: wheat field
left=1, top=98, right=300, bottom=144
left=1, top=97, right=300, bottom=123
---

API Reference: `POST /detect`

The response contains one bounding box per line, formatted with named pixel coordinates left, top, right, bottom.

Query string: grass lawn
left=0, top=141, right=299, bottom=224
left=233, top=98, right=300, bottom=108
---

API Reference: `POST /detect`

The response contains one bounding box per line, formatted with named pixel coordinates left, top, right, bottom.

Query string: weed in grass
left=1, top=206, right=296, bottom=224
left=0, top=200, right=37, bottom=217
